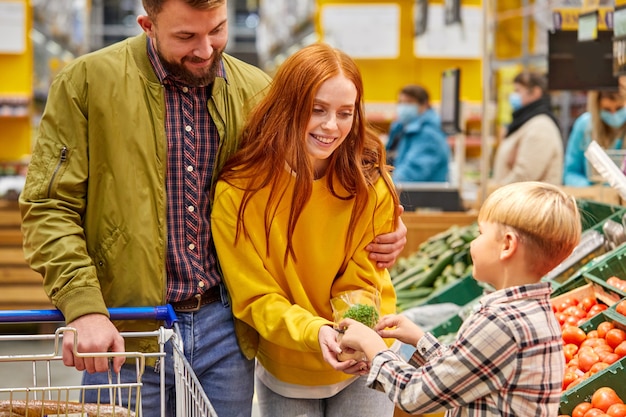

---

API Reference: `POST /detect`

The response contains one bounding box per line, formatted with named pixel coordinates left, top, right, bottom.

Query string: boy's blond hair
left=479, top=182, right=581, bottom=276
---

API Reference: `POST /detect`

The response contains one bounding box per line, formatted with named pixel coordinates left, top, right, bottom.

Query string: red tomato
left=588, top=362, right=610, bottom=375
left=556, top=297, right=578, bottom=312
left=607, top=276, right=626, bottom=291
left=614, top=341, right=626, bottom=358
left=563, top=326, right=588, bottom=346
left=563, top=370, right=580, bottom=390
left=597, top=322, right=616, bottom=339
left=566, top=315, right=583, bottom=327
left=607, top=403, right=626, bottom=417
left=605, top=329, right=626, bottom=350
left=616, top=300, right=626, bottom=316
left=601, top=352, right=620, bottom=365
left=556, top=312, right=568, bottom=326
left=578, top=348, right=600, bottom=372
left=581, top=337, right=608, bottom=349
left=587, top=330, right=600, bottom=339
left=564, top=343, right=579, bottom=363
left=565, top=305, right=589, bottom=319
left=583, top=408, right=609, bottom=417
left=581, top=296, right=598, bottom=312
left=566, top=377, right=584, bottom=391
left=588, top=304, right=608, bottom=316
left=591, top=387, right=624, bottom=412
left=573, top=402, right=593, bottom=417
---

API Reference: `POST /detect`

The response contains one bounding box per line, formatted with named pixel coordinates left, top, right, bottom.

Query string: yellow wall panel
left=316, top=0, right=483, bottom=124
left=0, top=0, right=33, bottom=161
left=0, top=118, right=32, bottom=159
left=494, top=0, right=537, bottom=60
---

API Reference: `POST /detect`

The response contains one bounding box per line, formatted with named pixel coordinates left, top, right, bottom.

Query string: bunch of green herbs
left=342, top=304, right=379, bottom=328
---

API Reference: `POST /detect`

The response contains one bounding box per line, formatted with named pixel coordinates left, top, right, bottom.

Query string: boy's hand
left=375, top=314, right=424, bottom=347
left=337, top=318, right=388, bottom=361
left=366, top=205, right=407, bottom=269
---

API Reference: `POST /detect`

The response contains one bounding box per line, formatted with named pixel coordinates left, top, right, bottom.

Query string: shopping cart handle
left=0, top=305, right=179, bottom=328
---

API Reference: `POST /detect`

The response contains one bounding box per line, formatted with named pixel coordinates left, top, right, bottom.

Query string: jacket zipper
left=47, top=146, right=67, bottom=198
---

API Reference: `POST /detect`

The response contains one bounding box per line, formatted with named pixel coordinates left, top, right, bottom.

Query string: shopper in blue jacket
left=386, top=85, right=450, bottom=183
left=564, top=90, right=626, bottom=186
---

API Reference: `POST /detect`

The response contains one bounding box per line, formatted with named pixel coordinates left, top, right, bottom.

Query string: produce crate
left=430, top=313, right=465, bottom=339
left=606, top=296, right=626, bottom=323
left=559, top=310, right=626, bottom=415
left=576, top=199, right=625, bottom=231
left=422, top=273, right=485, bottom=307
left=583, top=243, right=626, bottom=303
left=550, top=280, right=622, bottom=309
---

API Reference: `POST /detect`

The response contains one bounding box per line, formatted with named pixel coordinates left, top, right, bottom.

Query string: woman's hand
left=318, top=325, right=370, bottom=375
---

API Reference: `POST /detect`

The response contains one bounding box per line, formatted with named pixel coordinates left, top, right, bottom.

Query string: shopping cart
left=0, top=306, right=217, bottom=417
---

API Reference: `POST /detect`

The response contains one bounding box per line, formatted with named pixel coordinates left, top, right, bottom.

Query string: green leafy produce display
left=391, top=222, right=478, bottom=311
left=342, top=303, right=380, bottom=328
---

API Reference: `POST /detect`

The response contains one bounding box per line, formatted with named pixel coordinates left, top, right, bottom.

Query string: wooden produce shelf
left=0, top=200, right=53, bottom=310
left=400, top=211, right=478, bottom=259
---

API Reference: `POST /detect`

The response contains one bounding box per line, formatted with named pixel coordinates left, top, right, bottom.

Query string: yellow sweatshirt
left=211, top=169, right=397, bottom=386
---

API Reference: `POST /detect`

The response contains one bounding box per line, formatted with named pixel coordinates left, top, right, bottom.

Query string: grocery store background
left=2, top=0, right=620, bottom=201
left=1, top=1, right=626, bottom=416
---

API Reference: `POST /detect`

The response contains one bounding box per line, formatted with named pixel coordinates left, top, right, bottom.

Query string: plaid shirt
left=368, top=282, right=564, bottom=417
left=147, top=40, right=223, bottom=302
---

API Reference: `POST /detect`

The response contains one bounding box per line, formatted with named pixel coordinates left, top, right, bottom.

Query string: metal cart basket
left=0, top=306, right=217, bottom=417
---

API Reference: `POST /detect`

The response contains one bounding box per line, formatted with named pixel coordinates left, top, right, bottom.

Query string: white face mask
left=396, top=103, right=419, bottom=123
left=509, top=92, right=523, bottom=111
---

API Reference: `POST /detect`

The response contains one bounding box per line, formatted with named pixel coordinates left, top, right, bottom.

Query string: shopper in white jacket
left=492, top=71, right=563, bottom=186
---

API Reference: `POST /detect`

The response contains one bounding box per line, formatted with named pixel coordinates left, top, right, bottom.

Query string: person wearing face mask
left=385, top=85, right=450, bottom=182
left=491, top=71, right=563, bottom=186
left=564, top=90, right=626, bottom=186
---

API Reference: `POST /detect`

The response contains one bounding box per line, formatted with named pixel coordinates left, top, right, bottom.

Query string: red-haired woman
left=211, top=43, right=399, bottom=417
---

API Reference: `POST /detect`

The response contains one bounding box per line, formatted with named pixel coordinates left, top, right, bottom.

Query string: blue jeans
left=81, top=288, right=255, bottom=417
left=255, top=374, right=395, bottom=417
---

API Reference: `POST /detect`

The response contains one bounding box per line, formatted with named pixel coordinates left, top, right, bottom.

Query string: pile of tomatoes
left=559, top=386, right=626, bottom=417
left=552, top=289, right=626, bottom=393
left=562, top=320, right=626, bottom=391
left=552, top=294, right=608, bottom=328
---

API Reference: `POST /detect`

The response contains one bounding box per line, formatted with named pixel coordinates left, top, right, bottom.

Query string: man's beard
left=156, top=45, right=223, bottom=87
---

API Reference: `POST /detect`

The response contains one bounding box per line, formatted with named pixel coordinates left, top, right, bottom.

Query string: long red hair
left=217, top=43, right=398, bottom=263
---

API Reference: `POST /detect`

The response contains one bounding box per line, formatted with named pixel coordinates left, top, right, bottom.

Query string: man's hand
left=367, top=205, right=407, bottom=269
left=62, top=313, right=125, bottom=373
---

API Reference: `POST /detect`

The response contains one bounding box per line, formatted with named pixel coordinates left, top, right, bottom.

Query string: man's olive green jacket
left=19, top=33, right=270, bottom=356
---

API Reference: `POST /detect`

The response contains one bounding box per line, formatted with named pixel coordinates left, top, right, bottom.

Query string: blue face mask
left=509, top=92, right=523, bottom=112
left=396, top=103, right=419, bottom=124
left=600, top=108, right=626, bottom=128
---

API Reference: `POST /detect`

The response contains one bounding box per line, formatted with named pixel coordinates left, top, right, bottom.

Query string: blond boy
left=339, top=181, right=581, bottom=417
